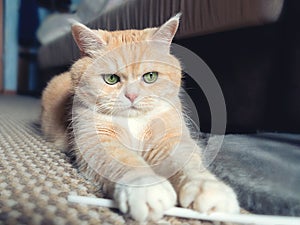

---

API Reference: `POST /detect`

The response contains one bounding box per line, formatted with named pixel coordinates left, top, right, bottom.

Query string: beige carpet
left=0, top=95, right=220, bottom=225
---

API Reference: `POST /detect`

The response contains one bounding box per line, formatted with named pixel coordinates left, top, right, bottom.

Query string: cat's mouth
left=111, top=103, right=152, bottom=116
left=114, top=105, right=144, bottom=117
left=126, top=106, right=143, bottom=114
left=129, top=105, right=139, bottom=110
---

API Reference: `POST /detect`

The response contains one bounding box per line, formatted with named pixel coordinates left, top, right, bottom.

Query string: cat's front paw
left=179, top=179, right=239, bottom=214
left=114, top=175, right=176, bottom=222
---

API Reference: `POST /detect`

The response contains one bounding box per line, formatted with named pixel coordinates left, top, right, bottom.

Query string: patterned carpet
left=0, top=95, right=214, bottom=225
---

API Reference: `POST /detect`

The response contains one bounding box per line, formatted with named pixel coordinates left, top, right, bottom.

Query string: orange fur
left=41, top=72, right=72, bottom=150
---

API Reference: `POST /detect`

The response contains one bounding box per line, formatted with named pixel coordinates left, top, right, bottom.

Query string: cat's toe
left=114, top=175, right=176, bottom=222
left=130, top=189, right=166, bottom=221
left=180, top=179, right=239, bottom=214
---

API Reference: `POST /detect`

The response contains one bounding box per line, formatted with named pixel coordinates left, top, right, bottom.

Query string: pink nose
left=125, top=93, right=138, bottom=103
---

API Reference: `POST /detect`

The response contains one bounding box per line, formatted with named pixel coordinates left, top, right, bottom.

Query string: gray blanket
left=208, top=133, right=300, bottom=216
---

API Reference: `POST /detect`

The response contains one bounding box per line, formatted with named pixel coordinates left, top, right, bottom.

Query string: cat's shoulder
left=42, top=72, right=73, bottom=107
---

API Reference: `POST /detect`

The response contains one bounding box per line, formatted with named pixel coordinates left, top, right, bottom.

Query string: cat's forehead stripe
left=101, top=29, right=154, bottom=46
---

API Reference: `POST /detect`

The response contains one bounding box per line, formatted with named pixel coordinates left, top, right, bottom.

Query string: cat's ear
left=71, top=23, right=106, bottom=56
left=151, top=13, right=181, bottom=45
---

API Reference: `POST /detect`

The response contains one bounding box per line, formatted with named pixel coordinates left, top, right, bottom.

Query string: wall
left=0, top=0, right=3, bottom=92
left=3, top=0, right=20, bottom=93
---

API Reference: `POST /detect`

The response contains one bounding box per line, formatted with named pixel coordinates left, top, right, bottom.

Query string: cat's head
left=71, top=14, right=182, bottom=117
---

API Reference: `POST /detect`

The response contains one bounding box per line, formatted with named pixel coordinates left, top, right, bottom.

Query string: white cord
left=68, top=195, right=300, bottom=225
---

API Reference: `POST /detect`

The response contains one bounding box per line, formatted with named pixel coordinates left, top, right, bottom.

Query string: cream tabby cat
left=41, top=14, right=239, bottom=222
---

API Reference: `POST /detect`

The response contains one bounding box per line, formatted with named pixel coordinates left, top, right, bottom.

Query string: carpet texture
left=0, top=95, right=216, bottom=225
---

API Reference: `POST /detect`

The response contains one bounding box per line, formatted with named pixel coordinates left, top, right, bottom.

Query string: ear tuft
left=152, top=13, right=181, bottom=44
left=71, top=23, right=106, bottom=56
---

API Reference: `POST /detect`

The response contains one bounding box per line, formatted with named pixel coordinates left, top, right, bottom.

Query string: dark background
left=176, top=0, right=300, bottom=134
left=17, top=0, right=300, bottom=134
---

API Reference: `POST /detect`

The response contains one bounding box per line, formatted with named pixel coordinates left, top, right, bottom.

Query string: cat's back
left=41, top=72, right=72, bottom=108
left=41, top=72, right=73, bottom=150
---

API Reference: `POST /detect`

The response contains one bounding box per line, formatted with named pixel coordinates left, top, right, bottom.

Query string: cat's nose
left=125, top=93, right=138, bottom=103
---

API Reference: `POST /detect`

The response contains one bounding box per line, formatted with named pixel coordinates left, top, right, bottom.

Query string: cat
left=41, top=14, right=239, bottom=222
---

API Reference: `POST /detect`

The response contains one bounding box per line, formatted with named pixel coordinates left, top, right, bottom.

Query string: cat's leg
left=41, top=72, right=72, bottom=151
left=73, top=118, right=176, bottom=222
left=168, top=137, right=240, bottom=214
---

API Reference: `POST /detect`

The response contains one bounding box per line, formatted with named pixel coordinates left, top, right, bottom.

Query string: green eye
left=103, top=74, right=120, bottom=85
left=143, top=72, right=158, bottom=84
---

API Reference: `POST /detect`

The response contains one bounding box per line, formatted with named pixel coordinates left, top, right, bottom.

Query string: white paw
left=179, top=179, right=240, bottom=214
left=114, top=175, right=177, bottom=222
